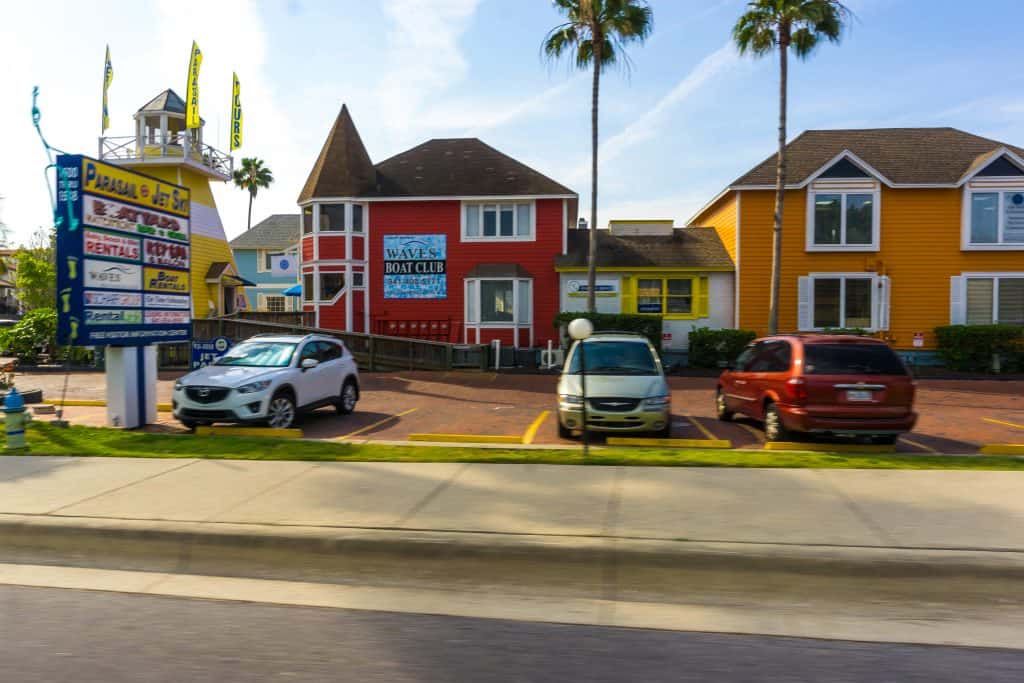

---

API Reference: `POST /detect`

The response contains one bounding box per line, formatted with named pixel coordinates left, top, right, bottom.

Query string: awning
left=224, top=275, right=257, bottom=287
left=283, top=284, right=302, bottom=297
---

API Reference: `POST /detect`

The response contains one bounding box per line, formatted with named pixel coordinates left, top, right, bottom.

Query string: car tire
left=715, top=390, right=734, bottom=422
left=558, top=422, right=574, bottom=439
left=872, top=434, right=898, bottom=445
left=763, top=403, right=790, bottom=442
left=180, top=420, right=198, bottom=432
left=336, top=380, right=358, bottom=415
left=652, top=424, right=672, bottom=439
left=266, top=391, right=297, bottom=430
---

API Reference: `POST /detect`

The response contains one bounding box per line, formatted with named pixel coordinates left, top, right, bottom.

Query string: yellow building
left=689, top=128, right=1024, bottom=356
left=99, top=89, right=249, bottom=318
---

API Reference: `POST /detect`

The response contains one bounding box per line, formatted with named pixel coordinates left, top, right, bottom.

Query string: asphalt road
left=1, top=585, right=1021, bottom=682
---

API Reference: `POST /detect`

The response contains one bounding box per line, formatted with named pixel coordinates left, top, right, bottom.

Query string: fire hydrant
left=4, top=388, right=32, bottom=452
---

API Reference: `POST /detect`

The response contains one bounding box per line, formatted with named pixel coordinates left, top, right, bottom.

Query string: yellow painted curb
left=763, top=441, right=895, bottom=453
left=522, top=411, right=551, bottom=445
left=979, top=444, right=1024, bottom=455
left=194, top=426, right=303, bottom=439
left=408, top=433, right=522, bottom=444
left=42, top=400, right=174, bottom=412
left=607, top=437, right=732, bottom=449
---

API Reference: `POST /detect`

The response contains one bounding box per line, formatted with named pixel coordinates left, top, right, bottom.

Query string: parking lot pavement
left=15, top=370, right=1024, bottom=453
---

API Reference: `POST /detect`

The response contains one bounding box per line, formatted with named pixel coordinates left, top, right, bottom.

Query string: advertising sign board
left=191, top=336, right=232, bottom=369
left=383, top=234, right=447, bottom=299
left=56, top=154, right=192, bottom=347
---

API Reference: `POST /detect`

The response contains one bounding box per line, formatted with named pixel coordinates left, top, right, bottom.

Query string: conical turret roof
left=298, top=104, right=376, bottom=202
left=137, top=89, right=187, bottom=114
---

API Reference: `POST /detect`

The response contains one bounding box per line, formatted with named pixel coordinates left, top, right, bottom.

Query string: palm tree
left=543, top=0, right=653, bottom=313
left=232, top=158, right=274, bottom=231
left=733, top=0, right=849, bottom=334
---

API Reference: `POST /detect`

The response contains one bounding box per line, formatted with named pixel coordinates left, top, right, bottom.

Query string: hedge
left=934, top=325, right=1024, bottom=372
left=687, top=327, right=757, bottom=368
left=553, top=312, right=662, bottom=349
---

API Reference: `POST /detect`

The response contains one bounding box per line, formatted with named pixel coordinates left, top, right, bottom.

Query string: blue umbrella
left=283, top=284, right=302, bottom=297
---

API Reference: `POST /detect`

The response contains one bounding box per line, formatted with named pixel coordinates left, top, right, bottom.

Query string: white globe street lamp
left=568, top=317, right=593, bottom=456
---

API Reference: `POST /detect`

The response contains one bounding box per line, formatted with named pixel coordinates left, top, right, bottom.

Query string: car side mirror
left=301, top=358, right=319, bottom=370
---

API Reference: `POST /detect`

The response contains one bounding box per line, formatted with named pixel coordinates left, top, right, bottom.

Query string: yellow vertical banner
left=230, top=72, right=243, bottom=151
left=186, top=41, right=202, bottom=129
left=101, top=45, right=113, bottom=132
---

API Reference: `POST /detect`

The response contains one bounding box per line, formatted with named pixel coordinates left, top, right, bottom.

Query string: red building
left=298, top=105, right=577, bottom=347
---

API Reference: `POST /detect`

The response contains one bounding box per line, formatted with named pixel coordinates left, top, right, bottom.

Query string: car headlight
left=559, top=394, right=584, bottom=406
left=174, top=380, right=184, bottom=391
left=642, top=395, right=671, bottom=409
left=236, top=380, right=272, bottom=394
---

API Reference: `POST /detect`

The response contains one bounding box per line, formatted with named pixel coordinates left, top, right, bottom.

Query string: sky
left=2, top=0, right=1024, bottom=247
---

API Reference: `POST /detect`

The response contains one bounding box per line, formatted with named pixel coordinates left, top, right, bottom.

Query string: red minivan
left=716, top=335, right=917, bottom=443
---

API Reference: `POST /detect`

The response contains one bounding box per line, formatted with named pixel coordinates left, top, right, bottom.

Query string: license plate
left=846, top=390, right=873, bottom=402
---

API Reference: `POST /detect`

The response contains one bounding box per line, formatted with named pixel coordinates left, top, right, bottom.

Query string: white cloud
left=567, top=43, right=738, bottom=185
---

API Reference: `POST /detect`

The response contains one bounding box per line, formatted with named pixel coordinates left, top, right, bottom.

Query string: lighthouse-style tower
left=99, top=89, right=248, bottom=318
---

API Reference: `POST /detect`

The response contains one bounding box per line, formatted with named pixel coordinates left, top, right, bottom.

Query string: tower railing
left=98, top=133, right=233, bottom=178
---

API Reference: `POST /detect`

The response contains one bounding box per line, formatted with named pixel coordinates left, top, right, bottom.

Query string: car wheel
left=267, top=391, right=297, bottom=429
left=715, top=390, right=734, bottom=422
left=336, top=380, right=358, bottom=415
left=558, top=422, right=574, bottom=439
left=872, top=434, right=898, bottom=445
left=763, top=403, right=790, bottom=442
left=652, top=424, right=672, bottom=439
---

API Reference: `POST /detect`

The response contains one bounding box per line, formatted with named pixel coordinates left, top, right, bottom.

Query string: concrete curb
left=1, top=514, right=1023, bottom=581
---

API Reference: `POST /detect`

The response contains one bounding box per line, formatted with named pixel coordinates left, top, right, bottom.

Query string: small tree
left=15, top=228, right=56, bottom=311
left=232, top=158, right=274, bottom=231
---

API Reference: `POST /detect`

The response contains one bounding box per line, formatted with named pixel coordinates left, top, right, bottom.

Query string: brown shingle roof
left=733, top=128, right=1024, bottom=187
left=299, top=105, right=575, bottom=200
left=298, top=105, right=376, bottom=202
left=556, top=228, right=733, bottom=270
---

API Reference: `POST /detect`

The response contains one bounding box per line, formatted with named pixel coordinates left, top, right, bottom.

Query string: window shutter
left=256, top=293, right=266, bottom=311
left=797, top=277, right=812, bottom=330
left=697, top=277, right=710, bottom=318
left=949, top=276, right=965, bottom=324
left=620, top=277, right=634, bottom=314
left=465, top=280, right=478, bottom=323
left=877, top=276, right=891, bottom=331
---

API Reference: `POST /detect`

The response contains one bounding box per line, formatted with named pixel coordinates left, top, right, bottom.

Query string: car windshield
left=803, top=344, right=907, bottom=376
left=567, top=340, right=659, bottom=375
left=214, top=341, right=297, bottom=368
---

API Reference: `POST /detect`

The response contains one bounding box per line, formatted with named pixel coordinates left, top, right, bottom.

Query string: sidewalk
left=2, top=456, right=1024, bottom=558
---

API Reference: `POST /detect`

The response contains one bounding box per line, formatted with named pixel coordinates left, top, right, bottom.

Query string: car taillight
left=785, top=377, right=808, bottom=402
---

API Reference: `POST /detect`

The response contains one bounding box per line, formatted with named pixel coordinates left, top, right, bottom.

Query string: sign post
left=55, top=154, right=191, bottom=428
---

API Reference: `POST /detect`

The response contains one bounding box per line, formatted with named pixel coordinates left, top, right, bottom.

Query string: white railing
left=99, top=134, right=233, bottom=178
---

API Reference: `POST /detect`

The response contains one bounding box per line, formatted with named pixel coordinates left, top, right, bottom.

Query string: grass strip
left=13, top=423, right=1024, bottom=470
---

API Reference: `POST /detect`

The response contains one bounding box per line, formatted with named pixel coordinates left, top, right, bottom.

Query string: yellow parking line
left=409, top=433, right=521, bottom=444
left=336, top=408, right=417, bottom=440
left=683, top=414, right=718, bottom=441
left=607, top=437, right=732, bottom=449
left=42, top=399, right=174, bottom=412
left=899, top=437, right=937, bottom=453
left=983, top=417, right=1024, bottom=431
left=522, top=410, right=551, bottom=445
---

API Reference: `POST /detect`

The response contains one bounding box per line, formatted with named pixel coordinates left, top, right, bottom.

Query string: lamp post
left=577, top=217, right=588, bottom=231
left=568, top=317, right=593, bottom=457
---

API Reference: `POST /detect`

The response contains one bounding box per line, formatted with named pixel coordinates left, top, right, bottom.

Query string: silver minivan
left=557, top=333, right=672, bottom=438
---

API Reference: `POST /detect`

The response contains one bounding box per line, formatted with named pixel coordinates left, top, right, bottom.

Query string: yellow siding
left=692, top=194, right=738, bottom=262
left=738, top=187, right=1024, bottom=349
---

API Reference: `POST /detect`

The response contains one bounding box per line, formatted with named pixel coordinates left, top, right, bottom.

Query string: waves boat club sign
left=383, top=234, right=446, bottom=299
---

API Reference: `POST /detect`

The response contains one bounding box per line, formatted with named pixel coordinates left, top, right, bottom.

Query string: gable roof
left=299, top=105, right=575, bottom=201
left=137, top=89, right=187, bottom=115
left=733, top=128, right=1024, bottom=187
left=229, top=214, right=300, bottom=250
left=556, top=228, right=733, bottom=270
left=298, top=105, right=376, bottom=202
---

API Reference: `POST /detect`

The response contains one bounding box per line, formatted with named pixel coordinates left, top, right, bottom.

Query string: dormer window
left=962, top=154, right=1024, bottom=249
left=805, top=156, right=881, bottom=252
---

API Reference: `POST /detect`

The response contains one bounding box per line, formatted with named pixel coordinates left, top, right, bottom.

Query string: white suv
left=172, top=334, right=360, bottom=430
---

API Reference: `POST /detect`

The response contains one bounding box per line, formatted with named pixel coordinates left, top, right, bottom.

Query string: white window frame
left=463, top=277, right=534, bottom=345
left=952, top=272, right=1024, bottom=324
left=262, top=294, right=287, bottom=313
left=799, top=272, right=887, bottom=332
left=961, top=188, right=1024, bottom=250
left=255, top=250, right=271, bottom=273
left=317, top=270, right=347, bottom=305
left=305, top=202, right=369, bottom=235
left=460, top=201, right=536, bottom=243
left=805, top=190, right=881, bottom=252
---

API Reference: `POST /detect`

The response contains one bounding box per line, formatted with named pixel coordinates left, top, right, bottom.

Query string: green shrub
left=553, top=312, right=662, bottom=349
left=934, top=324, right=1024, bottom=372
left=687, top=327, right=757, bottom=368
left=0, top=308, right=57, bottom=363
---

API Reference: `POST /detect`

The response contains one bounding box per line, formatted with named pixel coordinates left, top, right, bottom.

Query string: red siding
left=301, top=237, right=314, bottom=261
left=304, top=198, right=565, bottom=346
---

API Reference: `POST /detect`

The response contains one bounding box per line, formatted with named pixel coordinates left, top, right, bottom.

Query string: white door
left=295, top=342, right=332, bottom=405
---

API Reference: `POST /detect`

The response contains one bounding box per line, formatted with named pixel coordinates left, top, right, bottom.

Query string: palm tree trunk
left=587, top=34, right=601, bottom=314
left=247, top=190, right=254, bottom=231
left=768, top=35, right=789, bottom=336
